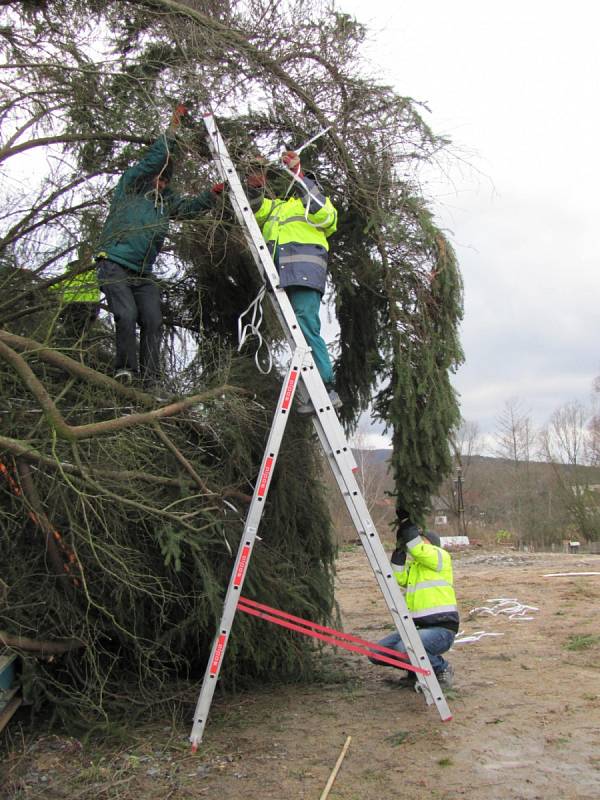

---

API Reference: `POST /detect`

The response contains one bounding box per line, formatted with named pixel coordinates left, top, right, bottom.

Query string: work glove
left=211, top=182, right=225, bottom=194
left=395, top=506, right=420, bottom=548
left=396, top=506, right=411, bottom=526
left=281, top=150, right=303, bottom=177
left=170, top=103, right=189, bottom=131
left=397, top=523, right=421, bottom=547
left=391, top=547, right=407, bottom=568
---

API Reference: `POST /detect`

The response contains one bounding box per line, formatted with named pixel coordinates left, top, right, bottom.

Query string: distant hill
left=338, top=449, right=600, bottom=545
left=350, top=449, right=600, bottom=487
left=352, top=448, right=392, bottom=465
left=463, top=454, right=600, bottom=478
left=355, top=449, right=600, bottom=471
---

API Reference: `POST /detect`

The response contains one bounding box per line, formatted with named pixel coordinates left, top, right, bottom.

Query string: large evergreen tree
left=0, top=0, right=463, bottom=722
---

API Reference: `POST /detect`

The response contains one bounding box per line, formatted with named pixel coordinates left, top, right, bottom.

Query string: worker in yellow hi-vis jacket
left=369, top=508, right=459, bottom=688
left=247, top=150, right=341, bottom=414
left=49, top=263, right=101, bottom=342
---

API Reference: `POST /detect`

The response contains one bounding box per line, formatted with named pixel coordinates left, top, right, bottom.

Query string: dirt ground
left=3, top=547, right=600, bottom=800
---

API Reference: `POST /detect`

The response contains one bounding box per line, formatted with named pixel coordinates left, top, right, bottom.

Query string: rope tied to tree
left=278, top=126, right=336, bottom=229
left=0, top=458, right=81, bottom=588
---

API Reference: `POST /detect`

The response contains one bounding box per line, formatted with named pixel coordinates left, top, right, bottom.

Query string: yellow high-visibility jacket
left=254, top=176, right=337, bottom=293
left=50, top=268, right=100, bottom=303
left=392, top=535, right=459, bottom=632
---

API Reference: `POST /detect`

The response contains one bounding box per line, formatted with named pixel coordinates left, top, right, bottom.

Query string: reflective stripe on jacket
left=254, top=177, right=337, bottom=293
left=392, top=535, right=459, bottom=631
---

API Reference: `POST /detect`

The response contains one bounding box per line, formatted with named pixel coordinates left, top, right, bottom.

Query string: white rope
left=266, top=125, right=332, bottom=169
left=283, top=166, right=335, bottom=224
left=543, top=571, right=600, bottom=577
left=295, top=125, right=332, bottom=156
left=469, top=597, right=539, bottom=621
left=454, top=630, right=505, bottom=644
left=271, top=125, right=335, bottom=229
left=237, top=284, right=273, bottom=375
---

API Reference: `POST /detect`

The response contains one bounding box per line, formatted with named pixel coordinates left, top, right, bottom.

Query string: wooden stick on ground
left=543, top=572, right=600, bottom=577
left=319, top=735, right=352, bottom=800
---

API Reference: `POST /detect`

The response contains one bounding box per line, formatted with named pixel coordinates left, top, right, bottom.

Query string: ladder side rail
left=299, top=358, right=361, bottom=478
left=311, top=424, right=418, bottom=650
left=189, top=353, right=307, bottom=749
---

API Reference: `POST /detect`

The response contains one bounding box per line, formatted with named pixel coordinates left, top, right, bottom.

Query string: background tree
left=491, top=398, right=541, bottom=545
left=0, top=0, right=463, bottom=723
left=541, top=401, right=600, bottom=542
left=587, top=375, right=600, bottom=466
left=434, top=418, right=481, bottom=535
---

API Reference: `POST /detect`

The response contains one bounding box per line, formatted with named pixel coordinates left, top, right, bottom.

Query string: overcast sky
left=338, top=0, right=600, bottom=449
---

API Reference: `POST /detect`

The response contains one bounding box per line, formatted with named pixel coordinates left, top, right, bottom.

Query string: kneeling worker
left=369, top=508, right=459, bottom=687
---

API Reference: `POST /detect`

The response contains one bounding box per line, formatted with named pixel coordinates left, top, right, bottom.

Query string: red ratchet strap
left=0, top=458, right=81, bottom=587
left=238, top=596, right=429, bottom=676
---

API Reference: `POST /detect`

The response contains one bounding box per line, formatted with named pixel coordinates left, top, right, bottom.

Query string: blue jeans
left=369, top=627, right=455, bottom=674
left=286, top=287, right=334, bottom=386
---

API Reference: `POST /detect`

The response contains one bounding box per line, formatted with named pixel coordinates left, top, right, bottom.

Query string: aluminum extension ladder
left=189, top=114, right=451, bottom=750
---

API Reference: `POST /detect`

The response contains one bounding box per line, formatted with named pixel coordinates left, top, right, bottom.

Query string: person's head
left=422, top=531, right=442, bottom=548
left=152, top=160, right=174, bottom=192
left=153, top=174, right=170, bottom=192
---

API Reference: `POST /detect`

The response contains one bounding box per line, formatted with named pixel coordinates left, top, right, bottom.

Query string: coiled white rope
left=237, top=284, right=273, bottom=375
left=469, top=597, right=539, bottom=621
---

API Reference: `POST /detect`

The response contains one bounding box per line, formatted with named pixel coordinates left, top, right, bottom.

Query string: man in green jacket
left=95, top=105, right=223, bottom=386
left=369, top=508, right=459, bottom=687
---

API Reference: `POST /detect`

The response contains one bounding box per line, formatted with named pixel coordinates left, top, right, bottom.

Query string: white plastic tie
left=237, top=284, right=273, bottom=375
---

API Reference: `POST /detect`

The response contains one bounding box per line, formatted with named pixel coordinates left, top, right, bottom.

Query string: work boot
left=114, top=368, right=134, bottom=385
left=436, top=663, right=454, bottom=687
left=296, top=389, right=343, bottom=416
left=394, top=671, right=418, bottom=689
left=328, top=389, right=343, bottom=410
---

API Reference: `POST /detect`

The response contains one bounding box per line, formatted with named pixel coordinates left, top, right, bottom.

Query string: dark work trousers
left=96, top=259, right=162, bottom=379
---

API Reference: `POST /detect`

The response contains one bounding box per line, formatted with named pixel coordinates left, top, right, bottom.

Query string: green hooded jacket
left=96, top=134, right=214, bottom=274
